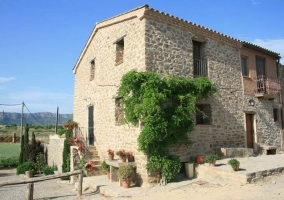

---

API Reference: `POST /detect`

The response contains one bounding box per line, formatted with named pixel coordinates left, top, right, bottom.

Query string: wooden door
left=88, top=105, right=94, bottom=146
left=246, top=114, right=254, bottom=148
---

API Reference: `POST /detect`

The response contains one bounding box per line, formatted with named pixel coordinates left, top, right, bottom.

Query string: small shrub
left=16, top=162, right=36, bottom=175
left=57, top=129, right=67, bottom=136
left=42, top=165, right=58, bottom=175
left=228, top=158, right=240, bottom=171
left=0, top=158, right=18, bottom=167
left=117, top=165, right=134, bottom=179
left=101, top=160, right=110, bottom=172
left=204, top=154, right=219, bottom=163
left=35, top=153, right=46, bottom=174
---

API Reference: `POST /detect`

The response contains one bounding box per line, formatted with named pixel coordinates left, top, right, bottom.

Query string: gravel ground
left=0, top=168, right=108, bottom=200
left=2, top=168, right=284, bottom=200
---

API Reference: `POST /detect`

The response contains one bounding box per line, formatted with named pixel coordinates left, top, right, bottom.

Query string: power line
left=24, top=104, right=43, bottom=124
left=0, top=104, right=21, bottom=107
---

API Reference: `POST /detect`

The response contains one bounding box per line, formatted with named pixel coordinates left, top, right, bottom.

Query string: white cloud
left=251, top=39, right=284, bottom=60
left=250, top=0, right=262, bottom=5
left=0, top=77, right=15, bottom=83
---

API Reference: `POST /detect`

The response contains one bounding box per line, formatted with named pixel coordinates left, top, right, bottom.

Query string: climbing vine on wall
left=118, top=70, right=217, bottom=182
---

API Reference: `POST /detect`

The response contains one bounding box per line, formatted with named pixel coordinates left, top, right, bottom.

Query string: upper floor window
left=115, top=36, right=125, bottom=66
left=90, top=59, right=95, bottom=81
left=256, top=56, right=265, bottom=76
left=193, top=41, right=207, bottom=77
left=196, top=104, right=211, bottom=125
left=115, top=97, right=124, bottom=124
left=241, top=57, right=248, bottom=76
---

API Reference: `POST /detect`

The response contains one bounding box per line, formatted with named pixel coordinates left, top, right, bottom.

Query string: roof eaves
left=242, top=41, right=281, bottom=59
left=145, top=7, right=242, bottom=45
left=73, top=4, right=149, bottom=73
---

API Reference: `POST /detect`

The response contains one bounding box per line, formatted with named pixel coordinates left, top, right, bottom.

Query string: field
left=0, top=125, right=57, bottom=167
left=0, top=143, right=20, bottom=167
left=0, top=125, right=56, bottom=144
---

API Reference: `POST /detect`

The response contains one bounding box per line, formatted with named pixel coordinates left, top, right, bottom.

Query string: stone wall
left=47, top=134, right=65, bottom=173
left=73, top=17, right=153, bottom=186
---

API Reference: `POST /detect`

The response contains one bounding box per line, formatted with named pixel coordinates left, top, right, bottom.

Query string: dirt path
left=1, top=168, right=284, bottom=200
left=0, top=168, right=108, bottom=200
left=127, top=174, right=284, bottom=200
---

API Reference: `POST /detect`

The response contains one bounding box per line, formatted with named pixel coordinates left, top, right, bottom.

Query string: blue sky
left=0, top=0, right=283, bottom=114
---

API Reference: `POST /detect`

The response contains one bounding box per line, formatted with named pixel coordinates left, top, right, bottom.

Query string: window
left=193, top=41, right=207, bottom=77
left=273, top=109, right=278, bottom=122
left=256, top=56, right=265, bottom=76
left=115, top=97, right=124, bottom=124
left=115, top=39, right=124, bottom=66
left=196, top=104, right=211, bottom=125
left=241, top=57, right=248, bottom=76
left=90, top=59, right=95, bottom=81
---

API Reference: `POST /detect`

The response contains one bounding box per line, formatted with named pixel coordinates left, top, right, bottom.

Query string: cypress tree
left=23, top=124, right=29, bottom=162
left=19, top=135, right=24, bottom=164
left=32, top=132, right=35, bottom=146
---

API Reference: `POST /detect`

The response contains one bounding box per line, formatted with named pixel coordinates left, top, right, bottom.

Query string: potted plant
left=117, top=165, right=134, bottom=188
left=116, top=150, right=127, bottom=162
left=204, top=154, right=219, bottom=167
left=107, top=149, right=114, bottom=160
left=126, top=151, right=134, bottom=162
left=101, top=160, right=110, bottom=179
left=196, top=155, right=205, bottom=164
left=84, top=161, right=94, bottom=172
left=228, top=158, right=240, bottom=171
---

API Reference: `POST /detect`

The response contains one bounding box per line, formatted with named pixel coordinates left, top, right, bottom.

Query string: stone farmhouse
left=72, top=5, right=283, bottom=186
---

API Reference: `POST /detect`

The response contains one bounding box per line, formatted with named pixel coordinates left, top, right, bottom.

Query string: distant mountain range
left=0, top=112, right=73, bottom=125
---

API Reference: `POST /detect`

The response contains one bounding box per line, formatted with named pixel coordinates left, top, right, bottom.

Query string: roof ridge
left=145, top=5, right=280, bottom=57
left=96, top=4, right=149, bottom=25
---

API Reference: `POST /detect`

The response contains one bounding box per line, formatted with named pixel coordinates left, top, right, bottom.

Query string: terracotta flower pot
left=109, top=154, right=114, bottom=160
left=121, top=178, right=132, bottom=188
left=196, top=155, right=205, bottom=164
left=128, top=156, right=134, bottom=162
left=233, top=165, right=240, bottom=171
left=209, top=158, right=217, bottom=167
left=120, top=157, right=126, bottom=162
left=107, top=172, right=110, bottom=180
left=87, top=167, right=94, bottom=172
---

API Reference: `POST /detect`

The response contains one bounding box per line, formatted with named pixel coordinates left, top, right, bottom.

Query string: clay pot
left=107, top=172, right=110, bottom=180
left=128, top=156, right=134, bottom=162
left=209, top=158, right=217, bottom=167
left=109, top=154, right=114, bottom=160
left=196, top=155, right=205, bottom=164
left=87, top=167, right=94, bottom=172
left=120, top=157, right=126, bottom=162
left=121, top=178, right=132, bottom=188
left=233, top=165, right=240, bottom=171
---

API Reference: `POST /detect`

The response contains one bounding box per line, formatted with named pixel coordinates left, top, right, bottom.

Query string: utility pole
left=55, top=106, right=59, bottom=134
left=21, top=101, right=24, bottom=139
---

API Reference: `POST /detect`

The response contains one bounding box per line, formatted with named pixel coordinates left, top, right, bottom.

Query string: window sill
left=195, top=124, right=212, bottom=127
left=115, top=61, right=124, bottom=66
left=242, top=76, right=252, bottom=80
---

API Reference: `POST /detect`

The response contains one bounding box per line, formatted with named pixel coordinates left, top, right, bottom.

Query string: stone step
left=85, top=149, right=98, bottom=155
left=195, top=163, right=247, bottom=185
left=86, top=146, right=97, bottom=151
left=89, top=160, right=101, bottom=165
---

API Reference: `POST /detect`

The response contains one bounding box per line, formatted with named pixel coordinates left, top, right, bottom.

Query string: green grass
left=0, top=143, right=20, bottom=167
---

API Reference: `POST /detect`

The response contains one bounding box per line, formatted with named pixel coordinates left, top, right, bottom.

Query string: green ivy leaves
left=118, top=70, right=217, bottom=182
